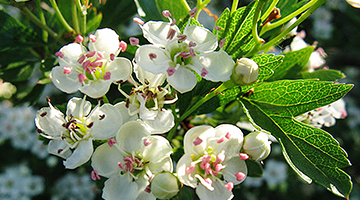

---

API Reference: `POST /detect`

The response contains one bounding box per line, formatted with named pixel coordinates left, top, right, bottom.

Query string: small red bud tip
left=219, top=38, right=226, bottom=49
left=133, top=17, right=144, bottom=25
left=55, top=51, right=64, bottom=58
left=225, top=182, right=234, bottom=191
left=162, top=10, right=172, bottom=18
left=89, top=34, right=97, bottom=42
left=235, top=172, right=246, bottom=182
left=91, top=170, right=101, bottom=181
left=107, top=138, right=117, bottom=147
left=239, top=153, right=249, bottom=160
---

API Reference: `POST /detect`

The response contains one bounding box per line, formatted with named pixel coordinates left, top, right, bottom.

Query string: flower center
left=118, top=155, right=149, bottom=178
left=61, top=115, right=92, bottom=147
left=76, top=51, right=111, bottom=83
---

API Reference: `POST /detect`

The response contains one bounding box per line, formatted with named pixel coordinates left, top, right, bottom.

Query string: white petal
left=136, top=172, right=156, bottom=200
left=290, top=36, right=308, bottom=51
left=114, top=102, right=138, bottom=124
left=137, top=93, right=157, bottom=120
left=147, top=156, right=173, bottom=174
left=135, top=45, right=171, bottom=74
left=63, top=139, right=93, bottom=169
left=35, top=107, right=66, bottom=137
left=346, top=0, right=360, bottom=8
left=88, top=28, right=120, bottom=58
left=212, top=124, right=243, bottom=155
left=223, top=156, right=247, bottom=185
left=51, top=66, right=82, bottom=94
left=58, top=43, right=85, bottom=67
left=89, top=104, right=123, bottom=140
left=102, top=174, right=138, bottom=200
left=141, top=136, right=172, bottom=163
left=176, top=154, right=198, bottom=188
left=79, top=79, right=112, bottom=98
left=142, top=21, right=180, bottom=46
left=66, top=97, right=91, bottom=118
left=134, top=64, right=166, bottom=87
left=195, top=178, right=233, bottom=200
left=167, top=67, right=197, bottom=93
left=116, top=121, right=151, bottom=154
left=183, top=125, right=215, bottom=155
left=91, top=143, right=124, bottom=178
left=142, top=109, right=175, bottom=134
left=184, top=25, right=218, bottom=53
left=47, top=139, right=71, bottom=159
left=107, top=57, right=132, bottom=82
left=191, top=51, right=234, bottom=82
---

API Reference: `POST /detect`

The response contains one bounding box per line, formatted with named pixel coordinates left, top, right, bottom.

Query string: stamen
left=36, top=128, right=43, bottom=133
left=40, top=112, right=47, bottom=117
left=99, top=114, right=105, bottom=120
left=235, top=172, right=246, bottom=182
left=89, top=34, right=97, bottom=42
left=97, top=51, right=105, bottom=58
left=162, top=10, right=172, bottom=18
left=110, top=53, right=115, bottom=61
left=75, top=35, right=84, bottom=43
left=166, top=67, right=176, bottom=76
left=133, top=17, right=144, bottom=25
left=104, top=72, right=111, bottom=80
left=214, top=26, right=221, bottom=31
left=177, top=34, right=187, bottom=42
left=216, top=151, right=226, bottom=163
left=149, top=53, right=157, bottom=60
left=179, top=51, right=190, bottom=59
left=219, top=38, right=226, bottom=49
left=86, top=51, right=96, bottom=57
left=55, top=51, right=64, bottom=58
left=118, top=162, right=124, bottom=169
left=57, top=149, right=63, bottom=154
left=189, top=7, right=197, bottom=18
left=201, top=68, right=209, bottom=77
left=225, top=132, right=232, bottom=139
left=119, top=40, right=127, bottom=52
left=215, top=163, right=225, bottom=172
left=239, top=153, right=249, bottom=160
left=224, top=182, right=234, bottom=191
left=143, top=138, right=152, bottom=146
left=108, top=138, right=117, bottom=147
left=166, top=28, right=176, bottom=40
left=78, top=73, right=86, bottom=83
left=77, top=55, right=86, bottom=64
left=188, top=41, right=196, bottom=47
left=145, top=185, right=151, bottom=193
left=129, top=37, right=140, bottom=46
left=87, top=122, right=94, bottom=128
left=186, top=164, right=196, bottom=174
left=63, top=67, right=72, bottom=74
left=217, top=137, right=225, bottom=143
left=189, top=48, right=196, bottom=57
left=91, top=170, right=101, bottom=181
left=193, top=136, right=203, bottom=146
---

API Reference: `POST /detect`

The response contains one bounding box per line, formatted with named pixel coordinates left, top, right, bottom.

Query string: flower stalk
left=49, top=0, right=75, bottom=34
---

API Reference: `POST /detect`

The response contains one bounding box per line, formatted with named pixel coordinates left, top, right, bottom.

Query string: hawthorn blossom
left=295, top=99, right=347, bottom=128
left=134, top=11, right=234, bottom=93
left=35, top=97, right=124, bottom=169
left=117, top=64, right=176, bottom=133
left=91, top=121, right=173, bottom=200
left=176, top=124, right=247, bottom=200
left=51, top=28, right=132, bottom=98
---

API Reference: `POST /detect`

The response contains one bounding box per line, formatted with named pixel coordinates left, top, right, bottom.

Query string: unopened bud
left=231, top=58, right=259, bottom=85
left=242, top=131, right=271, bottom=161
left=151, top=172, right=179, bottom=199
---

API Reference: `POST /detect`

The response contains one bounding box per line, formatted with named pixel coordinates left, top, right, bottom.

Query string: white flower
left=91, top=121, right=173, bottom=200
left=51, top=28, right=132, bottom=98
left=150, top=172, right=179, bottom=199
left=176, top=124, right=247, bottom=200
left=0, top=79, right=16, bottom=99
left=117, top=64, right=176, bottom=133
left=346, top=0, right=360, bottom=8
left=135, top=20, right=234, bottom=93
left=35, top=97, right=124, bottom=169
left=231, top=58, right=259, bottom=85
left=296, top=99, right=347, bottom=128
left=242, top=131, right=272, bottom=161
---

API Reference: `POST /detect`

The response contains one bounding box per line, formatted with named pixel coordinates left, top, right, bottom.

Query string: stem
left=244, top=0, right=265, bottom=57
left=72, top=2, right=80, bottom=34
left=35, top=0, right=48, bottom=43
left=11, top=2, right=66, bottom=44
left=195, top=0, right=211, bottom=20
left=259, top=0, right=327, bottom=52
left=102, top=95, right=109, bottom=103
left=75, top=0, right=86, bottom=35
left=167, top=82, right=231, bottom=140
left=261, top=0, right=318, bottom=34
left=0, top=0, right=11, bottom=5
left=260, top=0, right=279, bottom=22
left=49, top=0, right=75, bottom=34
left=231, top=0, right=239, bottom=15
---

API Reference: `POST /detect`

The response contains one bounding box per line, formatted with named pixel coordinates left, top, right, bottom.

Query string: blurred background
left=0, top=0, right=359, bottom=199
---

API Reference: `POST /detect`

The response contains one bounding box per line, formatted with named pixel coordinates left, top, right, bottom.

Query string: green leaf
left=300, top=69, right=346, bottom=81
left=0, top=10, right=40, bottom=50
left=239, top=80, right=353, bottom=197
left=244, top=79, right=353, bottom=116
left=0, top=61, right=36, bottom=82
left=86, top=10, right=103, bottom=34
left=246, top=160, right=264, bottom=177
left=268, top=46, right=314, bottom=81
left=16, top=83, right=45, bottom=106
left=215, top=2, right=257, bottom=58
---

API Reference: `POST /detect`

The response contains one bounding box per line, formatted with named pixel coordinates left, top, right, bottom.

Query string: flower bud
left=151, top=172, right=179, bottom=199
left=231, top=58, right=259, bottom=85
left=242, top=131, right=271, bottom=161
